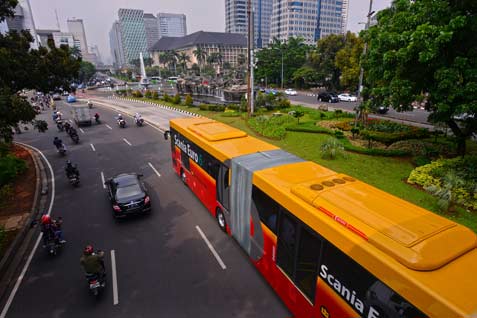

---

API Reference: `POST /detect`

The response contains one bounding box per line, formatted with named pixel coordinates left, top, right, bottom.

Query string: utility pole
left=246, top=0, right=252, bottom=116
left=355, top=0, right=374, bottom=126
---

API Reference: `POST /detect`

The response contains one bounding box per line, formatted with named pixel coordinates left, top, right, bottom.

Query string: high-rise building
left=157, top=13, right=187, bottom=38
left=143, top=13, right=159, bottom=50
left=52, top=32, right=76, bottom=48
left=5, top=0, right=39, bottom=48
left=109, top=20, right=126, bottom=68
left=37, top=29, right=60, bottom=47
left=67, top=18, right=89, bottom=54
left=90, top=45, right=103, bottom=65
left=118, top=8, right=149, bottom=64
left=270, top=0, right=349, bottom=45
left=225, top=0, right=273, bottom=48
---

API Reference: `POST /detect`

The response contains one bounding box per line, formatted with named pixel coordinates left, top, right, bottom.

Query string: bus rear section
left=166, top=118, right=477, bottom=318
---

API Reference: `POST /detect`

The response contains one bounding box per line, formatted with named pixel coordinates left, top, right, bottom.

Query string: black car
left=317, top=92, right=339, bottom=103
left=105, top=173, right=151, bottom=217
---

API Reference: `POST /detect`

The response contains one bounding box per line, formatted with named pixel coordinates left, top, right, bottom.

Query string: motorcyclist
left=65, top=160, right=79, bottom=178
left=68, top=126, right=78, bottom=137
left=117, top=113, right=123, bottom=121
left=53, top=137, right=64, bottom=150
left=80, top=245, right=105, bottom=281
left=64, top=121, right=71, bottom=133
left=134, top=113, right=143, bottom=124
left=40, top=215, right=66, bottom=246
left=94, top=113, right=100, bottom=122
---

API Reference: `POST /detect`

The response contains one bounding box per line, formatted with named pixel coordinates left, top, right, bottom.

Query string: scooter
left=117, top=119, right=126, bottom=128
left=70, top=132, right=80, bottom=144
left=56, top=120, right=64, bottom=132
left=135, top=117, right=144, bottom=127
left=68, top=173, right=80, bottom=187
left=57, top=144, right=66, bottom=156
left=84, top=251, right=106, bottom=297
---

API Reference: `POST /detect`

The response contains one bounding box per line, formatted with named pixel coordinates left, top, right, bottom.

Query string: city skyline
left=30, top=0, right=392, bottom=64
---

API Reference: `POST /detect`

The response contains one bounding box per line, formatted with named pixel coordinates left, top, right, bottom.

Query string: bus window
left=296, top=227, right=321, bottom=302
left=181, top=150, right=190, bottom=171
left=277, top=212, right=298, bottom=278
left=252, top=186, right=279, bottom=234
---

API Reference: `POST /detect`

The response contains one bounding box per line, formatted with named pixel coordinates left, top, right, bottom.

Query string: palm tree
left=193, top=46, right=207, bottom=75
left=70, top=46, right=82, bottom=59
left=177, top=52, right=190, bottom=74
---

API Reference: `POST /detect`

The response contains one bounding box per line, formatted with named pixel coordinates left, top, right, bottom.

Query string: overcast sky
left=30, top=0, right=392, bottom=64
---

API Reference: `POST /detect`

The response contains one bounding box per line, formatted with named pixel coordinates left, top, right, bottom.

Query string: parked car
left=52, top=93, right=61, bottom=100
left=67, top=95, right=76, bottom=103
left=338, top=93, right=357, bottom=102
left=284, top=88, right=297, bottom=96
left=377, top=106, right=389, bottom=114
left=265, top=89, right=278, bottom=95
left=105, top=173, right=151, bottom=218
left=317, top=92, right=339, bottom=103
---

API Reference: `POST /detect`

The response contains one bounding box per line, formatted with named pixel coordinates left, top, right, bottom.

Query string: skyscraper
left=157, top=13, right=187, bottom=38
left=118, top=8, right=149, bottom=64
left=5, top=0, right=39, bottom=48
left=67, top=18, right=89, bottom=55
left=225, top=0, right=273, bottom=48
left=270, top=0, right=349, bottom=45
left=109, top=20, right=126, bottom=68
left=143, top=13, right=159, bottom=50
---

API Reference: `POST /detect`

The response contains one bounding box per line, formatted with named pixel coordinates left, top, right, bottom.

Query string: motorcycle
left=70, top=132, right=79, bottom=144
left=57, top=144, right=66, bottom=156
left=135, top=117, right=144, bottom=127
left=117, top=119, right=126, bottom=128
left=43, top=235, right=62, bottom=256
left=85, top=251, right=106, bottom=297
left=67, top=173, right=80, bottom=187
left=87, top=100, right=93, bottom=109
left=56, top=120, right=64, bottom=132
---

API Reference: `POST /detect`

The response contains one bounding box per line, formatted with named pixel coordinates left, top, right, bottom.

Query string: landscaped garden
left=117, top=90, right=477, bottom=231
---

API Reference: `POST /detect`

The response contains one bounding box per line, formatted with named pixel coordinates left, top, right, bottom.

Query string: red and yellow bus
left=165, top=117, right=477, bottom=318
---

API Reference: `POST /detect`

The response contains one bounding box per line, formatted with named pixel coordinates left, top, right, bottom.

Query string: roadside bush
left=152, top=91, right=159, bottom=100
left=199, top=103, right=209, bottom=111
left=144, top=90, right=152, bottom=98
left=162, top=93, right=171, bottom=103
left=132, top=90, right=143, bottom=98
left=0, top=155, right=27, bottom=186
left=360, top=128, right=430, bottom=146
left=320, top=137, right=346, bottom=159
left=172, top=93, right=181, bottom=105
left=226, top=104, right=241, bottom=111
left=0, top=184, right=14, bottom=203
left=184, top=94, right=193, bottom=106
left=248, top=115, right=288, bottom=139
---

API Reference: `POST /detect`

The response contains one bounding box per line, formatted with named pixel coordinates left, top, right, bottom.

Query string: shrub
left=132, top=90, right=143, bottom=98
left=199, top=104, right=209, bottom=111
left=144, top=90, right=152, bottom=98
left=292, top=109, right=305, bottom=124
left=172, top=93, right=181, bottom=104
left=0, top=155, right=27, bottom=186
left=152, top=91, right=159, bottom=99
left=248, top=115, right=288, bottom=139
left=320, top=137, right=346, bottom=159
left=334, top=130, right=345, bottom=139
left=162, top=93, right=171, bottom=102
left=227, top=104, right=241, bottom=111
left=184, top=94, right=193, bottom=106
left=0, top=184, right=14, bottom=203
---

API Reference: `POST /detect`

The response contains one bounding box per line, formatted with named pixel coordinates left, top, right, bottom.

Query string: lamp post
left=355, top=0, right=374, bottom=126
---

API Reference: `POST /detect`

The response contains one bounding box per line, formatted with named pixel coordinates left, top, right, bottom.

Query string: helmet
left=118, top=113, right=122, bottom=117
left=66, top=160, right=72, bottom=165
left=54, top=136, right=58, bottom=140
left=41, top=215, right=51, bottom=224
left=84, top=245, right=94, bottom=255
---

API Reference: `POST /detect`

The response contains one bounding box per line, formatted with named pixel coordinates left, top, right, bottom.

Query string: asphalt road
left=4, top=99, right=290, bottom=318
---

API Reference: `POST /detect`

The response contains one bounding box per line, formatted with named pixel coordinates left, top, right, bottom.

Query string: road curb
left=110, top=95, right=201, bottom=118
left=0, top=143, right=48, bottom=304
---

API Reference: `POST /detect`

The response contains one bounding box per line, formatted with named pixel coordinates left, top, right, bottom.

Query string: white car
left=284, top=89, right=297, bottom=96
left=338, top=93, right=357, bottom=102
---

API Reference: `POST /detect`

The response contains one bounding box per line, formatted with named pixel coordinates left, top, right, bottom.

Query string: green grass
left=128, top=96, right=477, bottom=231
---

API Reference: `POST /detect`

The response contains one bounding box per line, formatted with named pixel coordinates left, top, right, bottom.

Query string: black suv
left=105, top=173, right=151, bottom=218
left=317, top=92, right=339, bottom=103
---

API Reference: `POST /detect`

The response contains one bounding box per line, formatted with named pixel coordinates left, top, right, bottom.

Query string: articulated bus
left=165, top=117, right=477, bottom=318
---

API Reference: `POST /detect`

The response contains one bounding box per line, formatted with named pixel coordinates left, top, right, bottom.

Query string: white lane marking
left=101, top=171, right=106, bottom=189
left=122, top=138, right=132, bottom=146
left=111, top=250, right=119, bottom=305
left=148, top=162, right=161, bottom=177
left=90, top=143, right=96, bottom=152
left=105, top=124, right=112, bottom=130
left=1, top=143, right=55, bottom=318
left=79, top=128, right=85, bottom=134
left=195, top=226, right=226, bottom=270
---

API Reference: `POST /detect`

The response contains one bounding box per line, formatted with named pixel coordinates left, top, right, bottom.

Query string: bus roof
left=170, top=118, right=278, bottom=161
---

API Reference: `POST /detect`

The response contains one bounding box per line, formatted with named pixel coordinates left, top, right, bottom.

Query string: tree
left=292, top=66, right=320, bottom=89
left=193, top=47, right=207, bottom=74
left=78, top=61, right=96, bottom=83
left=70, top=46, right=82, bottom=59
left=309, top=34, right=347, bottom=91
left=0, top=0, right=17, bottom=21
left=0, top=1, right=80, bottom=142
left=255, top=38, right=310, bottom=87
left=334, top=32, right=363, bottom=91
left=363, top=0, right=477, bottom=155
left=177, top=52, right=190, bottom=73
left=145, top=66, right=160, bottom=77
left=292, top=109, right=305, bottom=124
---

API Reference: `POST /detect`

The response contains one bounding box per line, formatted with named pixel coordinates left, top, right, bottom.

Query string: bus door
left=217, top=163, right=230, bottom=217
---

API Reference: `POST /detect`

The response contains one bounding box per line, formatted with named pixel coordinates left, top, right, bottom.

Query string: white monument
left=139, top=52, right=150, bottom=88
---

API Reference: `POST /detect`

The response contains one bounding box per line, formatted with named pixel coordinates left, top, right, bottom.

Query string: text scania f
left=164, top=117, right=477, bottom=318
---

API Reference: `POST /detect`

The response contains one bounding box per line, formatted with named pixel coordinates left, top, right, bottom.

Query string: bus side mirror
left=164, top=130, right=170, bottom=140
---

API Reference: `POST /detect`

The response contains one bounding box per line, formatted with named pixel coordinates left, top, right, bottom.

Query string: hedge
left=0, top=155, right=27, bottom=186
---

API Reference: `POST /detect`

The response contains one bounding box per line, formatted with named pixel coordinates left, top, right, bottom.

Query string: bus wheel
left=180, top=169, right=187, bottom=185
left=216, top=208, right=226, bottom=232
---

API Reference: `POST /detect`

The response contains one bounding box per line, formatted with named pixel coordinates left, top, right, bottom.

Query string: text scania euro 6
left=164, top=117, right=477, bottom=318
